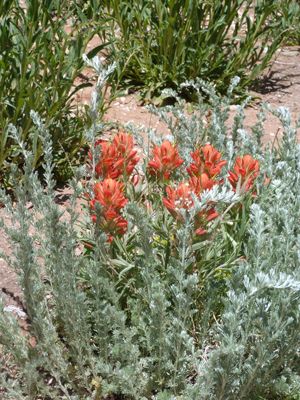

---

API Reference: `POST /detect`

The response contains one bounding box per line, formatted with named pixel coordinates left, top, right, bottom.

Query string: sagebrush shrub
left=0, top=79, right=300, bottom=399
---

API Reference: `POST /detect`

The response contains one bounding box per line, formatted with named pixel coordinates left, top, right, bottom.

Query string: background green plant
left=0, top=0, right=108, bottom=188
left=103, top=0, right=299, bottom=103
left=282, top=0, right=300, bottom=44
left=1, top=0, right=299, bottom=189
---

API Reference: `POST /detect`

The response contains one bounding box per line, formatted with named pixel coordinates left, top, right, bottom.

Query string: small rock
left=3, top=305, right=26, bottom=319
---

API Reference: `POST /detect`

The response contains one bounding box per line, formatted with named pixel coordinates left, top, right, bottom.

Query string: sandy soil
left=1, top=45, right=300, bottom=320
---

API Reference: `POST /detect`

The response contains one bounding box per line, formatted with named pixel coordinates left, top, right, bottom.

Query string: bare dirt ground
left=1, top=45, right=300, bottom=317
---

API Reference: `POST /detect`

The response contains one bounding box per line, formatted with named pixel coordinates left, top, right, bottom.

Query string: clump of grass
left=103, top=0, right=299, bottom=103
left=0, top=0, right=108, bottom=188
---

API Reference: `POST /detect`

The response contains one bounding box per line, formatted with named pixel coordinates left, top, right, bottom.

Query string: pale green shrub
left=0, top=79, right=300, bottom=399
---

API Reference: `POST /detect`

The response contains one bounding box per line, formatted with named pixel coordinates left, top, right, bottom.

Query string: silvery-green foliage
left=1, top=84, right=300, bottom=399
left=182, top=105, right=300, bottom=400
left=0, top=118, right=198, bottom=398
left=149, top=78, right=255, bottom=168
left=83, top=54, right=116, bottom=122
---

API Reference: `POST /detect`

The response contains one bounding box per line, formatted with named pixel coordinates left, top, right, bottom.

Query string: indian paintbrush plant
left=86, top=133, right=258, bottom=249
left=0, top=79, right=300, bottom=399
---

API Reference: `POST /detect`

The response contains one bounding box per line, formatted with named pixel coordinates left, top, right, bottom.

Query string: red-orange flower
left=163, top=182, right=193, bottom=222
left=194, top=208, right=219, bottom=236
left=92, top=179, right=128, bottom=211
left=148, top=141, right=184, bottom=180
left=228, top=155, right=259, bottom=192
left=94, top=140, right=120, bottom=179
left=91, top=208, right=128, bottom=242
left=187, top=144, right=227, bottom=179
left=163, top=181, right=218, bottom=235
left=90, top=178, right=128, bottom=240
left=189, top=173, right=217, bottom=195
left=94, top=133, right=139, bottom=179
left=112, top=132, right=140, bottom=177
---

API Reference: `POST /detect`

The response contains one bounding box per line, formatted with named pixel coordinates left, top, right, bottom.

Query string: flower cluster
left=89, top=132, right=139, bottom=241
left=187, top=144, right=227, bottom=179
left=163, top=181, right=218, bottom=236
left=90, top=179, right=128, bottom=241
left=93, top=132, right=139, bottom=180
left=160, top=144, right=226, bottom=235
left=228, top=155, right=259, bottom=192
left=88, top=134, right=259, bottom=242
left=148, top=140, right=184, bottom=180
left=150, top=141, right=259, bottom=236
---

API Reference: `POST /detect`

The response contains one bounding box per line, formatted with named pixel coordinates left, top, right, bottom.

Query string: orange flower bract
left=94, top=140, right=120, bottom=179
left=163, top=180, right=218, bottom=235
left=189, top=173, right=217, bottom=195
left=163, top=182, right=193, bottom=222
left=90, top=178, right=128, bottom=240
left=187, top=144, right=227, bottom=179
left=228, top=155, right=259, bottom=192
left=94, top=132, right=139, bottom=180
left=91, top=209, right=128, bottom=243
left=93, top=179, right=128, bottom=211
left=112, top=132, right=140, bottom=177
left=148, top=141, right=184, bottom=180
